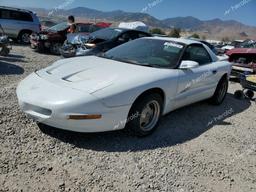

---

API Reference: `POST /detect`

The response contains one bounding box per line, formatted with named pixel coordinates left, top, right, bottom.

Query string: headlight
left=0, top=36, right=8, bottom=43
left=40, top=34, right=48, bottom=40
left=85, top=43, right=96, bottom=48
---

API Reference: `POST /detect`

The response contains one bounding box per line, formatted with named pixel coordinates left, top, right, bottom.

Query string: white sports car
left=17, top=37, right=231, bottom=136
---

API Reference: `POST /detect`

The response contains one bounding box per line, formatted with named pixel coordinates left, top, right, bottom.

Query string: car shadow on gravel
left=0, top=61, right=24, bottom=75
left=0, top=54, right=26, bottom=63
left=38, top=93, right=251, bottom=152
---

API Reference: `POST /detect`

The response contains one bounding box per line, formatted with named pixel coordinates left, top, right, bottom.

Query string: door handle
left=212, top=70, right=217, bottom=74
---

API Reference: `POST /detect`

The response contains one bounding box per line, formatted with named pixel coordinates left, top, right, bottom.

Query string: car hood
left=37, top=56, right=172, bottom=94
left=226, top=48, right=256, bottom=56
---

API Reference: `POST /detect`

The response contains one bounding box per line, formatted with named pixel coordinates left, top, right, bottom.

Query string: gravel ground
left=0, top=45, right=255, bottom=192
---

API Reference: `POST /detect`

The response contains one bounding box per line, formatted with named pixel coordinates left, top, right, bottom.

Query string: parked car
left=17, top=37, right=231, bottom=136
left=0, top=24, right=12, bottom=56
left=226, top=48, right=256, bottom=79
left=60, top=27, right=152, bottom=58
left=238, top=39, right=256, bottom=48
left=30, top=22, right=107, bottom=55
left=0, top=6, right=40, bottom=44
left=221, top=40, right=244, bottom=52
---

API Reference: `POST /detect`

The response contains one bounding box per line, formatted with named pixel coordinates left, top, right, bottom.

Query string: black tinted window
left=89, top=25, right=103, bottom=33
left=90, top=28, right=123, bottom=40
left=11, top=11, right=33, bottom=22
left=0, top=9, right=33, bottom=22
left=119, top=32, right=137, bottom=42
left=138, top=32, right=150, bottom=38
left=182, top=44, right=212, bottom=65
left=0, top=9, right=10, bottom=19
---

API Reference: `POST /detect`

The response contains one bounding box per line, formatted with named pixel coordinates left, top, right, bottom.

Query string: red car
left=226, top=48, right=256, bottom=79
left=30, top=22, right=111, bottom=55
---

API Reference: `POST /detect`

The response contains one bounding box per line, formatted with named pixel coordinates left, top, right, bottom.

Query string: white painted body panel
left=17, top=38, right=232, bottom=133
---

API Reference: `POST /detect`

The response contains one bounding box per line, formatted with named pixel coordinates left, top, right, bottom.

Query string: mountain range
left=31, top=7, right=256, bottom=40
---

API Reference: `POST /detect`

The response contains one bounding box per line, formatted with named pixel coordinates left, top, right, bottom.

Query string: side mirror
left=179, top=60, right=199, bottom=69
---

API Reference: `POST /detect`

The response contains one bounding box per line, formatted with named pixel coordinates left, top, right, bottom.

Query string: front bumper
left=16, top=73, right=131, bottom=132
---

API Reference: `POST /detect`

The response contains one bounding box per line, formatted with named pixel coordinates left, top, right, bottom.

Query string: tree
left=168, top=28, right=181, bottom=38
left=191, top=33, right=200, bottom=39
left=222, top=37, right=230, bottom=42
left=150, top=28, right=165, bottom=35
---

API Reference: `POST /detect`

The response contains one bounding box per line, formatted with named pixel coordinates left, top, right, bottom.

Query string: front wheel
left=50, top=43, right=62, bottom=55
left=126, top=93, right=163, bottom=137
left=18, top=31, right=31, bottom=44
left=210, top=76, right=229, bottom=105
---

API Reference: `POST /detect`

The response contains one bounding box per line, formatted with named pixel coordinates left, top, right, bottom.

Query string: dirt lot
left=0, top=45, right=255, bottom=192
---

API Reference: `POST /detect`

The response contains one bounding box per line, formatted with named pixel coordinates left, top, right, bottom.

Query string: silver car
left=0, top=6, right=40, bottom=44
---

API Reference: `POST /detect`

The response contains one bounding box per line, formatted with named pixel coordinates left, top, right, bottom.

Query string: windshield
left=89, top=28, right=123, bottom=40
left=103, top=38, right=184, bottom=68
left=48, top=22, right=69, bottom=32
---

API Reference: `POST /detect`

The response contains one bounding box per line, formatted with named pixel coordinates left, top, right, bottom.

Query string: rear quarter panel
left=214, top=60, right=232, bottom=80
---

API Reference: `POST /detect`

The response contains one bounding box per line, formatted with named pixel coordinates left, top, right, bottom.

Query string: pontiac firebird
left=17, top=37, right=231, bottom=136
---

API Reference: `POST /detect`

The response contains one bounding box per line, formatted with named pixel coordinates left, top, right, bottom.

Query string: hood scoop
left=62, top=70, right=92, bottom=82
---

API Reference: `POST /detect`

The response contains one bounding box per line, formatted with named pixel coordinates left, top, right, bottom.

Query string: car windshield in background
left=48, top=22, right=68, bottom=32
left=103, top=38, right=184, bottom=68
left=89, top=28, right=123, bottom=40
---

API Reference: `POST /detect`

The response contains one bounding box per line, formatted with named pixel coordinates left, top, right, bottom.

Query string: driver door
left=174, top=44, right=217, bottom=108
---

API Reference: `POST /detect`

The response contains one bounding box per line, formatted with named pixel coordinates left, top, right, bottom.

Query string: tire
left=234, top=90, right=244, bottom=100
left=210, top=76, right=229, bottom=105
left=18, top=31, right=32, bottom=44
left=126, top=93, right=163, bottom=137
left=244, top=90, right=254, bottom=100
left=50, top=43, right=62, bottom=55
left=35, top=43, right=46, bottom=53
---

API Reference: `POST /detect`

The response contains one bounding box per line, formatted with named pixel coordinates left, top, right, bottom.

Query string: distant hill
left=30, top=7, right=256, bottom=40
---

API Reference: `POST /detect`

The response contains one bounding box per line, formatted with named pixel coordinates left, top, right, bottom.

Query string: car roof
left=144, top=36, right=204, bottom=45
left=0, top=6, right=34, bottom=14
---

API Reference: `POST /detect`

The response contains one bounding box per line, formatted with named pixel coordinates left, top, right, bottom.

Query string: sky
left=1, top=0, right=256, bottom=26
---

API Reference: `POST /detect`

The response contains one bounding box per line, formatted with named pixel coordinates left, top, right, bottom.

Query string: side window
left=0, top=9, right=11, bottom=19
left=8, top=10, right=33, bottom=22
left=182, top=44, right=212, bottom=65
left=89, top=25, right=101, bottom=33
left=119, top=32, right=133, bottom=42
left=10, top=11, right=20, bottom=20
left=138, top=32, right=149, bottom=38
left=19, top=12, right=33, bottom=22
left=77, top=24, right=91, bottom=33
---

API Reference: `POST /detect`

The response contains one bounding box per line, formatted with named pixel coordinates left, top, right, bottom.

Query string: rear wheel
left=126, top=93, right=163, bottom=137
left=210, top=76, right=229, bottom=105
